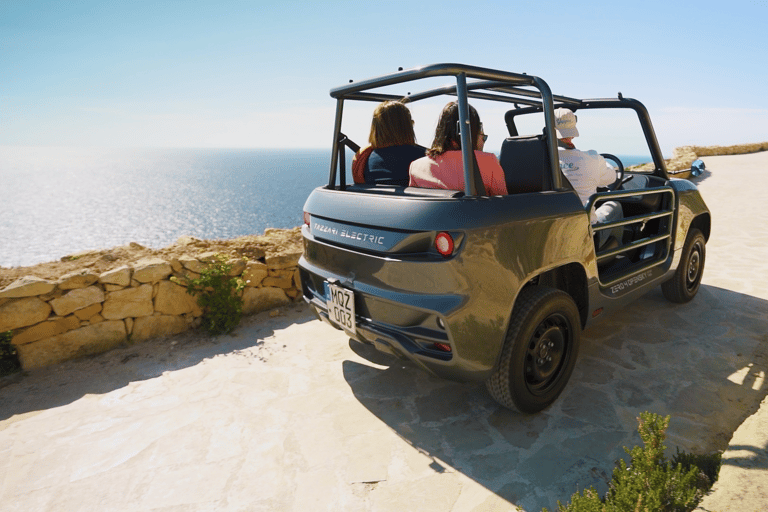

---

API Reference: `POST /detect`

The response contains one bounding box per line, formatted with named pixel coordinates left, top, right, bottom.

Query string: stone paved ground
left=1, top=152, right=767, bottom=511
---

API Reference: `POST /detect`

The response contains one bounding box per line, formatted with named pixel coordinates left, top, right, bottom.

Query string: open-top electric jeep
left=298, top=64, right=711, bottom=413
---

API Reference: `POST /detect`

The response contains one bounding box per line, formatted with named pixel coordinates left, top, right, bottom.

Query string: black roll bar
left=328, top=99, right=344, bottom=189
left=505, top=97, right=668, bottom=180
left=456, top=73, right=485, bottom=196
left=326, top=63, right=667, bottom=191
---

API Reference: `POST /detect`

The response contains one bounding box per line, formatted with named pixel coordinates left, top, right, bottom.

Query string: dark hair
left=368, top=101, right=416, bottom=148
left=427, top=102, right=482, bottom=158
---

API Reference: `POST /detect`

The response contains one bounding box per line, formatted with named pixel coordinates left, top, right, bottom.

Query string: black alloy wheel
left=486, top=286, right=581, bottom=413
left=662, top=228, right=706, bottom=303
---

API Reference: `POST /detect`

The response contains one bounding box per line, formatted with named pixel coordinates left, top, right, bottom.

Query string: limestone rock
left=178, top=254, right=206, bottom=273
left=50, top=286, right=105, bottom=317
left=293, top=268, right=301, bottom=289
left=131, top=315, right=188, bottom=343
left=228, top=259, right=247, bottom=277
left=263, top=276, right=294, bottom=289
left=265, top=251, right=303, bottom=270
left=176, top=235, right=202, bottom=246
left=99, top=265, right=132, bottom=287
left=0, top=297, right=52, bottom=332
left=169, top=259, right=183, bottom=273
left=132, top=258, right=172, bottom=283
left=58, top=269, right=99, bottom=290
left=268, top=268, right=295, bottom=279
left=86, top=314, right=105, bottom=325
left=73, top=303, right=103, bottom=321
left=243, top=262, right=268, bottom=287
left=171, top=272, right=199, bottom=284
left=102, top=284, right=153, bottom=320
left=197, top=251, right=221, bottom=264
left=242, top=287, right=289, bottom=315
left=15, top=320, right=127, bottom=370
left=154, top=280, right=203, bottom=316
left=11, top=315, right=80, bottom=346
left=0, top=276, right=56, bottom=299
left=38, top=288, right=63, bottom=302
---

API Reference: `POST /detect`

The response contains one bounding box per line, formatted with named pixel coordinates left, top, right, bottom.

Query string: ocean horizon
left=1, top=147, right=330, bottom=268
left=1, top=146, right=654, bottom=268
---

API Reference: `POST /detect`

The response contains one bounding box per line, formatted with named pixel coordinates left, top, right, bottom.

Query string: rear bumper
left=299, top=259, right=493, bottom=383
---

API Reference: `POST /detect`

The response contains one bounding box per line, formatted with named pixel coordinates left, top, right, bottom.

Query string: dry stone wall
left=0, top=249, right=303, bottom=370
left=4, top=143, right=765, bottom=373
left=634, top=141, right=768, bottom=174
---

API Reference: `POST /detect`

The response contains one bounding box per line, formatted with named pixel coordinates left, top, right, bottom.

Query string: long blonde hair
left=368, top=101, right=416, bottom=148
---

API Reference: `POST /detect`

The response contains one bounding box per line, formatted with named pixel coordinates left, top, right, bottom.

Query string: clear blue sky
left=2, top=0, right=767, bottom=155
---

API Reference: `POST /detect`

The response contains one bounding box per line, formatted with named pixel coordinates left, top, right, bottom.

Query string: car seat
left=498, top=134, right=573, bottom=194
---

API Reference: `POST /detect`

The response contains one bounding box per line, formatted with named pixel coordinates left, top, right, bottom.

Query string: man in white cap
left=554, top=108, right=623, bottom=247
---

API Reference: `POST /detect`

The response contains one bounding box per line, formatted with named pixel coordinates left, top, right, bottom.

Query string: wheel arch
left=524, top=262, right=589, bottom=329
left=689, top=212, right=711, bottom=242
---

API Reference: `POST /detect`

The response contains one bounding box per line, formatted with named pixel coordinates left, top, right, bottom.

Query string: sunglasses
left=456, top=121, right=489, bottom=142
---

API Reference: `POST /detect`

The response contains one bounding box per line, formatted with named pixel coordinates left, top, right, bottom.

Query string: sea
left=0, top=147, right=652, bottom=268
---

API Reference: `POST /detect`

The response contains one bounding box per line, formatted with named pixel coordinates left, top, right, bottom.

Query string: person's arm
left=490, top=155, right=508, bottom=195
left=594, top=152, right=616, bottom=188
left=352, top=146, right=373, bottom=184
left=408, top=160, right=417, bottom=187
left=477, top=152, right=508, bottom=195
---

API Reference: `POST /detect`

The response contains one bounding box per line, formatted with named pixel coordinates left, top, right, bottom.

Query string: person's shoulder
left=409, top=154, right=434, bottom=169
left=475, top=150, right=502, bottom=164
left=401, top=144, right=427, bottom=157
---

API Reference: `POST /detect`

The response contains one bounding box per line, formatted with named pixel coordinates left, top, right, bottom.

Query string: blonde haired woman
left=352, top=101, right=426, bottom=186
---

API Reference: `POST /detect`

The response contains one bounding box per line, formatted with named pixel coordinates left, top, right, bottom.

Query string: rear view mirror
left=690, top=159, right=705, bottom=177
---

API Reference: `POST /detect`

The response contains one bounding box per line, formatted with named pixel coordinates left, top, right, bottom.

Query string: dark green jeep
left=298, top=64, right=710, bottom=413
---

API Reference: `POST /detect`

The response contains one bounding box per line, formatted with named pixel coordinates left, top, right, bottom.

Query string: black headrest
left=498, top=134, right=551, bottom=194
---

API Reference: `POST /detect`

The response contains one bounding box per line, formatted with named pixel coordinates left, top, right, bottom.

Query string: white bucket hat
left=554, top=108, right=579, bottom=139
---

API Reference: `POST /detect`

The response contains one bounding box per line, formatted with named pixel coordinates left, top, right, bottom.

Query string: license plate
left=326, top=283, right=356, bottom=335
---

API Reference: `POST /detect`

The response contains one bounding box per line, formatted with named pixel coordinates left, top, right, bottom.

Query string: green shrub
left=545, top=412, right=721, bottom=512
left=0, top=330, right=21, bottom=377
left=184, top=255, right=246, bottom=335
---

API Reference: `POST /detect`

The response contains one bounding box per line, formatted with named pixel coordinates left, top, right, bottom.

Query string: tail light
left=435, top=232, right=454, bottom=257
left=303, top=211, right=311, bottom=227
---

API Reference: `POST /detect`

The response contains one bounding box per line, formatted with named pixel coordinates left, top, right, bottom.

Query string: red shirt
left=408, top=150, right=508, bottom=195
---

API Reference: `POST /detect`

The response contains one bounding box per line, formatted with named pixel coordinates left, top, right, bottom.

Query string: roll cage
left=326, top=63, right=669, bottom=193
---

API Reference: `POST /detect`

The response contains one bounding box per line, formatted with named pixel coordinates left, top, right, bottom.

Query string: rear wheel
left=662, top=228, right=706, bottom=303
left=486, top=286, right=581, bottom=413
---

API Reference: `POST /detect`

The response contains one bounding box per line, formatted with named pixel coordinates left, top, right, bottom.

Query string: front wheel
left=486, top=286, right=581, bottom=413
left=662, top=228, right=706, bottom=303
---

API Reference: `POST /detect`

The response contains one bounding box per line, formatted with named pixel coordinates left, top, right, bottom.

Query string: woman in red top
left=409, top=102, right=507, bottom=195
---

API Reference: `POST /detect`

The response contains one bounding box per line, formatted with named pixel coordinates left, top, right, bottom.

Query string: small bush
left=670, top=448, right=722, bottom=489
left=0, top=330, right=21, bottom=377
left=184, top=255, right=246, bottom=335
left=545, top=412, right=721, bottom=512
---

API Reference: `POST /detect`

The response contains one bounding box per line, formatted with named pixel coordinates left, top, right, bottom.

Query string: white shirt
left=558, top=148, right=616, bottom=207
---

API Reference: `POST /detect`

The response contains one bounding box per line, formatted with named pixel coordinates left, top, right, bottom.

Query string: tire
left=662, top=228, right=706, bottom=303
left=486, top=286, right=581, bottom=413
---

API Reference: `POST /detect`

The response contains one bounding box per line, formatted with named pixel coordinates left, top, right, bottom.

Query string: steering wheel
left=600, top=153, right=626, bottom=190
